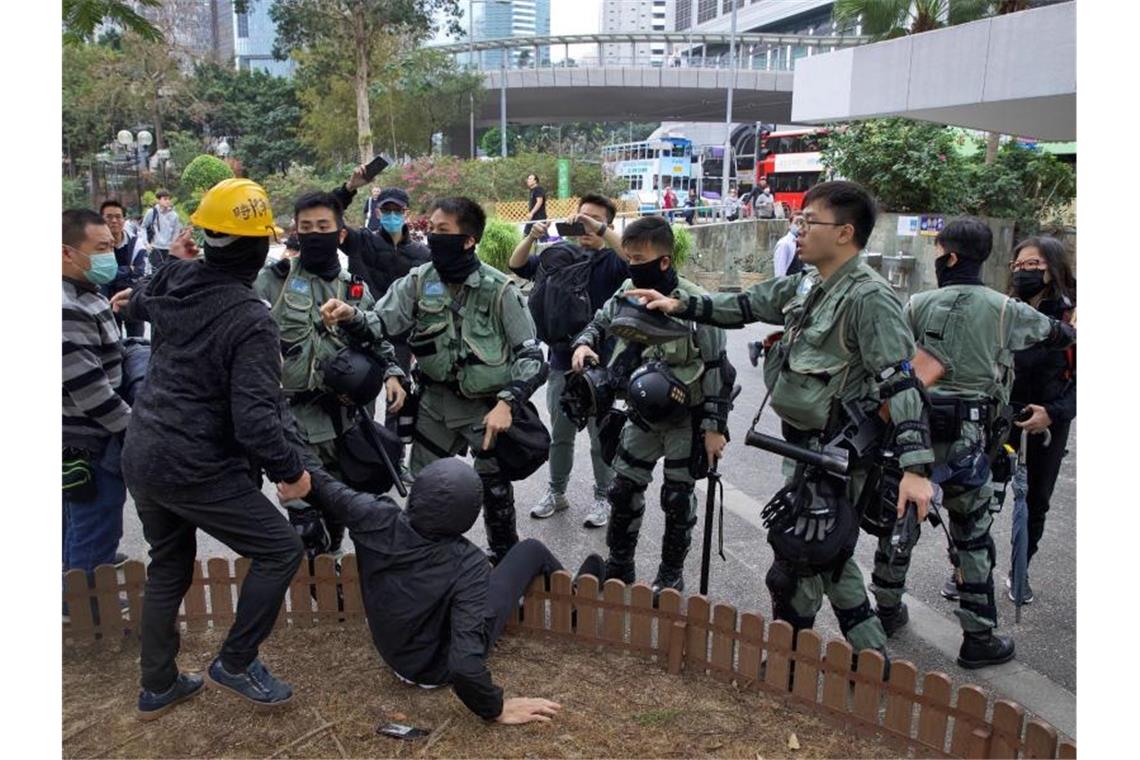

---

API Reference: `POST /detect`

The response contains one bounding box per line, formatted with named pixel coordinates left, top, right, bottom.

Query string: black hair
left=155, top=189, right=171, bottom=199
left=1009, top=235, right=1075, bottom=302
left=429, top=197, right=487, bottom=241
left=62, top=209, right=107, bottom=249
left=293, top=191, right=345, bottom=226
left=802, top=180, right=878, bottom=249
left=528, top=173, right=539, bottom=183
left=99, top=199, right=125, bottom=215
left=578, top=193, right=617, bottom=224
left=622, top=215, right=674, bottom=257
left=936, top=216, right=993, bottom=263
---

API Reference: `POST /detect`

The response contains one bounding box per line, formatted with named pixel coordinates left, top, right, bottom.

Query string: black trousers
left=485, top=538, right=563, bottom=644
left=1014, top=419, right=1072, bottom=564
left=115, top=312, right=146, bottom=338
left=132, top=482, right=303, bottom=692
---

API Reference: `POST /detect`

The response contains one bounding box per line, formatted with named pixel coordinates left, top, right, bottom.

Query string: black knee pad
left=765, top=559, right=798, bottom=599
left=607, top=474, right=647, bottom=510
left=481, top=475, right=513, bottom=505
left=660, top=479, right=696, bottom=524
left=832, top=598, right=874, bottom=637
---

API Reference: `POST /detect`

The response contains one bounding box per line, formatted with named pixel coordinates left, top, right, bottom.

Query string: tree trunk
left=152, top=78, right=165, bottom=151
left=984, top=131, right=1000, bottom=165
left=352, top=5, right=374, bottom=163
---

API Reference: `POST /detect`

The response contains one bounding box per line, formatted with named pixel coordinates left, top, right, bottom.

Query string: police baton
left=699, top=385, right=741, bottom=596
left=352, top=404, right=408, bottom=498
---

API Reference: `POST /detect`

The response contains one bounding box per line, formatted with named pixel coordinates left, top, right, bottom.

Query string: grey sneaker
left=530, top=489, right=570, bottom=519
left=940, top=573, right=959, bottom=600
left=1007, top=573, right=1034, bottom=604
left=583, top=497, right=610, bottom=528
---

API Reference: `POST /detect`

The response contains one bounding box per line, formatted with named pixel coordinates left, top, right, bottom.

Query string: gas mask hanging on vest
left=428, top=233, right=480, bottom=283
left=298, top=231, right=342, bottom=280
left=202, top=232, right=269, bottom=285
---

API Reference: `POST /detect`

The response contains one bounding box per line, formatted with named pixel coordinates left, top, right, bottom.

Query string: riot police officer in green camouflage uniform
left=629, top=182, right=935, bottom=657
left=869, top=217, right=1076, bottom=669
left=254, top=191, right=405, bottom=554
left=320, top=197, right=547, bottom=565
left=571, top=216, right=731, bottom=594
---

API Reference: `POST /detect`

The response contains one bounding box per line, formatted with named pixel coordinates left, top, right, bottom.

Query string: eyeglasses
left=800, top=218, right=848, bottom=232
left=1010, top=258, right=1047, bottom=272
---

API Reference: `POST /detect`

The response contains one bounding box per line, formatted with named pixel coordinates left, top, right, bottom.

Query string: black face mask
left=202, top=235, right=269, bottom=285
left=298, top=231, right=341, bottom=280
left=629, top=258, right=678, bottom=293
left=934, top=254, right=984, bottom=288
left=1011, top=269, right=1047, bottom=300
left=428, top=233, right=480, bottom=283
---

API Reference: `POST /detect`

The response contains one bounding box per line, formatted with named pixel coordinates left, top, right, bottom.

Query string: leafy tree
left=832, top=0, right=994, bottom=39
left=63, top=0, right=163, bottom=45
left=966, top=141, right=1075, bottom=235
left=820, top=119, right=969, bottom=212
left=186, top=64, right=311, bottom=177
left=269, top=0, right=462, bottom=163
left=397, top=48, right=486, bottom=154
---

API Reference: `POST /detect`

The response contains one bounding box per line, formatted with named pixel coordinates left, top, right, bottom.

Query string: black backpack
left=527, top=242, right=595, bottom=347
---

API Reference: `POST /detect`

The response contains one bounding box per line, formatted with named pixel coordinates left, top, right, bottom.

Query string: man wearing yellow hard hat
left=117, top=178, right=311, bottom=719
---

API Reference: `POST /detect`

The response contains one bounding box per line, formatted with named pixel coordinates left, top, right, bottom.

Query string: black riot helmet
left=561, top=365, right=617, bottom=430
left=319, top=346, right=386, bottom=405
left=626, top=361, right=689, bottom=424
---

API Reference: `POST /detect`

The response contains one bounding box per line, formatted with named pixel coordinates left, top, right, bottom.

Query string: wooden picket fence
left=65, top=557, right=1076, bottom=759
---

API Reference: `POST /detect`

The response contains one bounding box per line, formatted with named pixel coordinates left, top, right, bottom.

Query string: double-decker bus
left=601, top=136, right=703, bottom=214
left=755, top=128, right=828, bottom=215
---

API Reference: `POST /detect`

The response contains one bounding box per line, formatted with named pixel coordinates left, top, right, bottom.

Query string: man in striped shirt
left=62, top=209, right=130, bottom=600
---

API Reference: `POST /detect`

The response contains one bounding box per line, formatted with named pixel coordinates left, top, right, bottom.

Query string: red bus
left=755, top=129, right=827, bottom=215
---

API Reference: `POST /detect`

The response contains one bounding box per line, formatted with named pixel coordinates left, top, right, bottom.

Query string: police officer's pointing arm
left=631, top=275, right=803, bottom=327
left=324, top=270, right=419, bottom=341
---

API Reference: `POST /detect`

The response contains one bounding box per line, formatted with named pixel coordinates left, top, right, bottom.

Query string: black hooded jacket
left=1010, top=295, right=1076, bottom=424
left=302, top=456, right=504, bottom=720
left=121, top=259, right=304, bottom=498
left=331, top=184, right=430, bottom=303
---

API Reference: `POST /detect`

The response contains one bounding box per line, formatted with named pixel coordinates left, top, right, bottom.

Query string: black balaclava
left=405, top=458, right=483, bottom=540
left=428, top=232, right=481, bottom=283
left=935, top=253, right=984, bottom=287
left=629, top=257, right=679, bottom=294
left=202, top=232, right=269, bottom=285
left=298, top=231, right=342, bottom=280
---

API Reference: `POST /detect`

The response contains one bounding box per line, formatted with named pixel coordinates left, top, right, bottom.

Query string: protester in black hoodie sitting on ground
left=117, top=178, right=311, bottom=720
left=289, top=452, right=603, bottom=724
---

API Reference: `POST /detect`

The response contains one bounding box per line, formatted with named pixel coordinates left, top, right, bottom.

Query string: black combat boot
left=957, top=630, right=1015, bottom=669
left=875, top=602, right=910, bottom=638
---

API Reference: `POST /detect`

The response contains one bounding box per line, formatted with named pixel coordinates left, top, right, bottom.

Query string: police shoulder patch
left=288, top=277, right=311, bottom=295
left=796, top=276, right=814, bottom=298
left=423, top=280, right=446, bottom=297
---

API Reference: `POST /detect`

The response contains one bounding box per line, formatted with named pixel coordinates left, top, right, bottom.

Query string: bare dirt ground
left=64, top=624, right=904, bottom=759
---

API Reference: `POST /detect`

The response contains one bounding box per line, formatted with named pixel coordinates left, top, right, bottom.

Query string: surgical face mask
left=69, top=246, right=118, bottom=285
left=380, top=212, right=405, bottom=235
left=1011, top=269, right=1047, bottom=300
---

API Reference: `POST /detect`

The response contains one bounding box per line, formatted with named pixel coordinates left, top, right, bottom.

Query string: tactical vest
left=610, top=277, right=707, bottom=406
left=267, top=259, right=361, bottom=394
left=763, top=263, right=889, bottom=431
left=908, top=284, right=1015, bottom=404
left=406, top=262, right=515, bottom=399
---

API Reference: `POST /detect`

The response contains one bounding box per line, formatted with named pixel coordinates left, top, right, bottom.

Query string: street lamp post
left=117, top=128, right=153, bottom=214
left=468, top=0, right=511, bottom=159
left=721, top=1, right=739, bottom=220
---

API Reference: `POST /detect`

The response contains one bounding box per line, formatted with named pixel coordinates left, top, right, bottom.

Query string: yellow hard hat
left=190, top=178, right=281, bottom=238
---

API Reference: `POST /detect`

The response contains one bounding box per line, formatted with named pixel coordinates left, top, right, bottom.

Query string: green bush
left=477, top=219, right=522, bottom=273
left=63, top=177, right=88, bottom=209
left=671, top=223, right=693, bottom=268
left=179, top=155, right=235, bottom=213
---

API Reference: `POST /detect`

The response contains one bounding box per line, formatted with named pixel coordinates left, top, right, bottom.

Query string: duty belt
left=419, top=374, right=498, bottom=401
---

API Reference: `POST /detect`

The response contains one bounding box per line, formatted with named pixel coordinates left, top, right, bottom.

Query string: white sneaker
left=530, top=490, right=570, bottom=519
left=583, top=497, right=610, bottom=528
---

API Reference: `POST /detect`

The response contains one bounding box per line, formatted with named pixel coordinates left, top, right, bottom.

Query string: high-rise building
left=128, top=0, right=235, bottom=69
left=468, top=0, right=552, bottom=68
left=601, top=0, right=673, bottom=66
left=232, top=1, right=294, bottom=77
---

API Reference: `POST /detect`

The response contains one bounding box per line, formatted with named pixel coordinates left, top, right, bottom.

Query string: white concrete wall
left=791, top=2, right=1075, bottom=140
